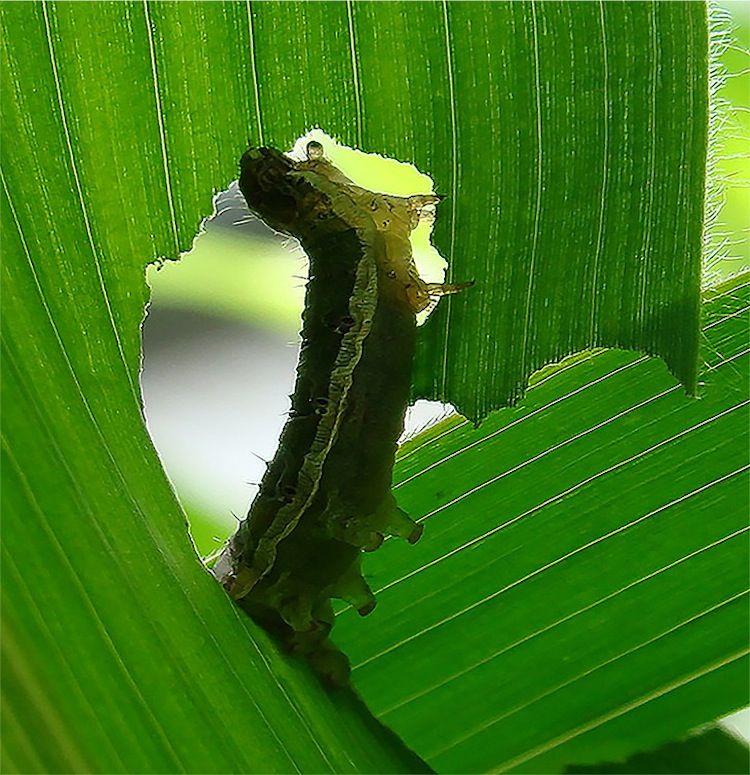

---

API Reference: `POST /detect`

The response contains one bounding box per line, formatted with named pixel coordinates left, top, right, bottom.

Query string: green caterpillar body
left=212, top=143, right=470, bottom=683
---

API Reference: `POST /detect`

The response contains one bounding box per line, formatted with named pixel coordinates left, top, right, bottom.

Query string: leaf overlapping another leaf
left=335, top=275, right=750, bottom=773
left=0, top=1, right=725, bottom=773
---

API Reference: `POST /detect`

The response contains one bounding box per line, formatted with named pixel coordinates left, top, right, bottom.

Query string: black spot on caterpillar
left=211, top=141, right=472, bottom=685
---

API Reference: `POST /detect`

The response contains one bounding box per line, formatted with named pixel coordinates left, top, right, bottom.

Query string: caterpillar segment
left=211, top=141, right=471, bottom=686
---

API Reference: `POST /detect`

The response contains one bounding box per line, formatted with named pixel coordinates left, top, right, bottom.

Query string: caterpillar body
left=212, top=142, right=471, bottom=683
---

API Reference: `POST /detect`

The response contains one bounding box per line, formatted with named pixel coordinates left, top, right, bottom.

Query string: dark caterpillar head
left=239, top=147, right=299, bottom=234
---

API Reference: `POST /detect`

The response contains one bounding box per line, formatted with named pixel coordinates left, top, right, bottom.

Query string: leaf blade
left=0, top=4, right=431, bottom=770
left=0, top=1, right=717, bottom=770
left=334, top=275, right=749, bottom=773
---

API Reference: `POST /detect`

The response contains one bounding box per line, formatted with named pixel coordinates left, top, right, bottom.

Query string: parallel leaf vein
left=38, top=7, right=138, bottom=401
left=244, top=0, right=264, bottom=145
left=492, top=644, right=749, bottom=772
left=380, top=527, right=749, bottom=717
left=439, top=0, right=459, bottom=396
left=433, top=593, right=749, bottom=763
left=356, top=462, right=748, bottom=667
left=141, top=0, right=181, bottom=255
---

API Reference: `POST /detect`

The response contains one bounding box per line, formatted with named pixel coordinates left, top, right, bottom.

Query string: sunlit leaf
left=0, top=1, right=720, bottom=772
left=335, top=275, right=749, bottom=773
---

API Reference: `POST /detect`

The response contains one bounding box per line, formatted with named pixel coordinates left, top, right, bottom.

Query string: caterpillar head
left=239, top=147, right=300, bottom=234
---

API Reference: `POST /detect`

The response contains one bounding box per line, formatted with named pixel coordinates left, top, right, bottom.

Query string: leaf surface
left=3, top=1, right=707, bottom=417
left=0, top=3, right=429, bottom=773
left=334, top=275, right=750, bottom=773
left=0, top=1, right=716, bottom=772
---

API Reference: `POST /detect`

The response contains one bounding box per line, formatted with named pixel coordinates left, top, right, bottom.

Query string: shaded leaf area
left=565, top=727, right=749, bottom=774
left=334, top=275, right=750, bottom=774
left=2, top=1, right=705, bottom=423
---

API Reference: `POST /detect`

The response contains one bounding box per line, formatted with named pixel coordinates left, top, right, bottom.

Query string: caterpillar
left=211, top=141, right=471, bottom=684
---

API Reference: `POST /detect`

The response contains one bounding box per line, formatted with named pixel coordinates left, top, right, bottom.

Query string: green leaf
left=3, top=2, right=706, bottom=420
left=0, top=3, right=429, bottom=771
left=247, top=1, right=708, bottom=420
left=565, top=727, right=749, bottom=774
left=0, top=1, right=718, bottom=772
left=1, top=190, right=432, bottom=774
left=1, top=193, right=431, bottom=773
left=334, top=275, right=750, bottom=773
left=359, top=1, right=708, bottom=420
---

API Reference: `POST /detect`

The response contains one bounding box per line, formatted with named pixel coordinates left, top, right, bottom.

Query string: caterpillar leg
left=276, top=587, right=316, bottom=633
left=331, top=558, right=377, bottom=616
left=307, top=642, right=351, bottom=688
left=330, top=514, right=384, bottom=552
left=381, top=503, right=423, bottom=544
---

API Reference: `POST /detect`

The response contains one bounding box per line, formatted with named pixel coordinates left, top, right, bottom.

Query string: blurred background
left=140, top=0, right=748, bottom=734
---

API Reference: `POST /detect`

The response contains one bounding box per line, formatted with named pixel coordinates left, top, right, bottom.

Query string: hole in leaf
left=141, top=129, right=455, bottom=557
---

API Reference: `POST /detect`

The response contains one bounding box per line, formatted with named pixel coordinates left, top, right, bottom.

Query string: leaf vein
left=244, top=0, right=264, bottom=145
left=439, top=0, right=459, bottom=396
left=355, top=462, right=748, bottom=667
left=519, top=2, right=544, bottom=378
left=141, top=0, right=181, bottom=255
left=435, top=593, right=749, bottom=765
left=38, top=6, right=138, bottom=402
left=345, top=0, right=363, bottom=149
left=380, top=394, right=748, bottom=602
left=589, top=0, right=609, bottom=340
left=380, top=527, right=749, bottom=717
left=396, top=355, right=648, bottom=490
